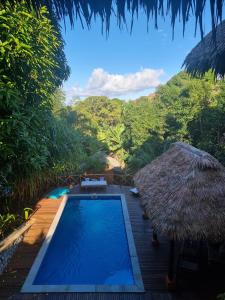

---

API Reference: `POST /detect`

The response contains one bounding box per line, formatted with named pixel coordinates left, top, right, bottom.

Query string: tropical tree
left=73, top=96, right=124, bottom=155
left=125, top=72, right=225, bottom=173
left=123, top=96, right=164, bottom=153
left=0, top=2, right=106, bottom=217
left=98, top=124, right=126, bottom=161
left=0, top=1, right=69, bottom=182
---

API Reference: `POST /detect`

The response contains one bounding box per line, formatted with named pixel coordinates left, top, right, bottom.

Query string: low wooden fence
left=57, top=173, right=134, bottom=187
left=1, top=172, right=134, bottom=211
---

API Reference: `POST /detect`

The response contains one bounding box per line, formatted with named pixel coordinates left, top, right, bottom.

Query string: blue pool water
left=46, top=187, right=69, bottom=199
left=33, top=196, right=134, bottom=285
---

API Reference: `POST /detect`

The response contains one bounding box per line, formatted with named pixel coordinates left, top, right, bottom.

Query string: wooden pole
left=166, top=239, right=176, bottom=290
left=152, top=230, right=159, bottom=246
left=168, top=239, right=175, bottom=280
left=142, top=208, right=149, bottom=220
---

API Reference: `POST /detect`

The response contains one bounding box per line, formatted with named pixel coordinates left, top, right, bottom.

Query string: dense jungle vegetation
left=72, top=71, right=225, bottom=174
left=1, top=1, right=225, bottom=238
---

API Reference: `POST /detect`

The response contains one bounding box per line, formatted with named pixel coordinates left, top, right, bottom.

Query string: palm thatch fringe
left=183, top=20, right=225, bottom=77
left=2, top=0, right=224, bottom=35
left=134, top=142, right=225, bottom=241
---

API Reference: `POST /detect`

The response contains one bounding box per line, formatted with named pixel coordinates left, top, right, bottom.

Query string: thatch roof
left=134, top=142, right=225, bottom=241
left=4, top=0, right=224, bottom=35
left=183, top=20, right=225, bottom=77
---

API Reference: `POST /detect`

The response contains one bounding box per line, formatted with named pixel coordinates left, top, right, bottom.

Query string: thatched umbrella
left=183, top=20, right=225, bottom=77
left=134, top=142, right=225, bottom=284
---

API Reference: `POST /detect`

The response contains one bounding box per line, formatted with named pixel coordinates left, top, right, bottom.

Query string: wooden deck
left=0, top=185, right=224, bottom=300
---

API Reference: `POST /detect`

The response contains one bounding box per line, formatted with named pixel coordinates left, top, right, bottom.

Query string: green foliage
left=123, top=96, right=164, bottom=151
left=218, top=293, right=225, bottom=300
left=0, top=207, right=33, bottom=239
left=73, top=96, right=124, bottom=158
left=70, top=74, right=225, bottom=175
left=123, top=72, right=225, bottom=173
left=51, top=89, right=67, bottom=114
left=0, top=1, right=106, bottom=231
left=23, top=207, right=33, bottom=220
left=98, top=124, right=126, bottom=161
left=126, top=134, right=165, bottom=174
left=73, top=96, right=123, bottom=131
left=0, top=212, right=19, bottom=239
left=0, top=2, right=69, bottom=106
left=0, top=1, right=70, bottom=182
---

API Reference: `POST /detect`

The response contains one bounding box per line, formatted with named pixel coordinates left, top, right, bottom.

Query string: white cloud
left=68, top=68, right=164, bottom=98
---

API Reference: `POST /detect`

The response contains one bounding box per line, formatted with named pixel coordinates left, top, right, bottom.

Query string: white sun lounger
left=81, top=179, right=107, bottom=189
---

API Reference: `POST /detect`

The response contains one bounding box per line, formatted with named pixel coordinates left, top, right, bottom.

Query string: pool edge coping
left=21, top=194, right=145, bottom=293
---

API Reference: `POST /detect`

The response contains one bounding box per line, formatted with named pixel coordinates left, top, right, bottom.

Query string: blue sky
left=61, top=7, right=211, bottom=101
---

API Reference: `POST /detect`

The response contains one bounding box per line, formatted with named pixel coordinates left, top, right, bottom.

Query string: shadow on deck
left=0, top=185, right=224, bottom=300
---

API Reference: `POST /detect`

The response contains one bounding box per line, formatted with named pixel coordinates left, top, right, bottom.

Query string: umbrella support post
left=166, top=239, right=176, bottom=290
left=152, top=231, right=160, bottom=246
left=142, top=209, right=149, bottom=220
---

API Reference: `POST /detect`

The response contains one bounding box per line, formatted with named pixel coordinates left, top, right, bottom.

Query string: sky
left=61, top=6, right=212, bottom=102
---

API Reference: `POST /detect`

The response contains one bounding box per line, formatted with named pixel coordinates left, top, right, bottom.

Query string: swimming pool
left=21, top=194, right=144, bottom=293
